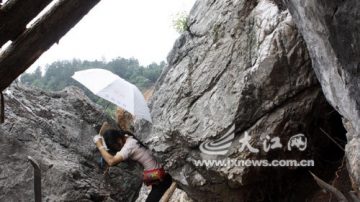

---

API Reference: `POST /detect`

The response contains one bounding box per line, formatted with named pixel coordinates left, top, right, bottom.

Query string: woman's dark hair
left=103, top=129, right=125, bottom=153
left=103, top=129, right=147, bottom=153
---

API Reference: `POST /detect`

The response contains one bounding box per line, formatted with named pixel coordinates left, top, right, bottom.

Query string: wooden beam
left=0, top=0, right=53, bottom=46
left=0, top=0, right=101, bottom=91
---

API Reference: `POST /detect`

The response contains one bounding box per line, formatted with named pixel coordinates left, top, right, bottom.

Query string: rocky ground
left=135, top=186, right=193, bottom=202
left=0, top=84, right=143, bottom=201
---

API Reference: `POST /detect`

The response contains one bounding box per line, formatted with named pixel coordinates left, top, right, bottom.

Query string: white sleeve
left=116, top=140, right=133, bottom=160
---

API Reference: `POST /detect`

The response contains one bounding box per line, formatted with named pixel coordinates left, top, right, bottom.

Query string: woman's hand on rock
left=93, top=134, right=103, bottom=144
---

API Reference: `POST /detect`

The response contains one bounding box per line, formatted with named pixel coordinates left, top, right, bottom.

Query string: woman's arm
left=95, top=137, right=123, bottom=166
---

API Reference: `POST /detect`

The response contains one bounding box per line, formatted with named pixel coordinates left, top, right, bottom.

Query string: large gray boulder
left=285, top=0, right=360, bottom=194
left=0, top=84, right=142, bottom=201
left=138, top=0, right=349, bottom=201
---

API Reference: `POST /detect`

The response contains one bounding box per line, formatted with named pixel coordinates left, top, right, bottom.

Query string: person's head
left=103, top=129, right=127, bottom=152
left=116, top=107, right=134, bottom=132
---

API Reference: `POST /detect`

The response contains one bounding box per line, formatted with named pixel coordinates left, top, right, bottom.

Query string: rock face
left=138, top=0, right=349, bottom=201
left=285, top=0, right=360, bottom=193
left=136, top=186, right=193, bottom=202
left=0, top=84, right=142, bottom=201
left=2, top=0, right=359, bottom=201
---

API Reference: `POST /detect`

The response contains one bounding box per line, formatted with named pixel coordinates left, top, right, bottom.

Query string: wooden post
left=0, top=0, right=101, bottom=92
left=0, top=92, right=4, bottom=123
left=28, top=156, right=41, bottom=202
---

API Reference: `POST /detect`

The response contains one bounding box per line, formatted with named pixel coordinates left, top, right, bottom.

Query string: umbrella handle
left=92, top=102, right=111, bottom=132
left=99, top=102, right=111, bottom=120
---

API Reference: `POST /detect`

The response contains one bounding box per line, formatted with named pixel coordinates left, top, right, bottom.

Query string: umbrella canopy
left=72, top=68, right=152, bottom=123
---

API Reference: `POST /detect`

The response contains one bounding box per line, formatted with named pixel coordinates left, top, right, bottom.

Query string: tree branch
left=309, top=171, right=348, bottom=202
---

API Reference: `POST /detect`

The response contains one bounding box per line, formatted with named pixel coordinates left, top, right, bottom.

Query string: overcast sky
left=28, top=0, right=195, bottom=72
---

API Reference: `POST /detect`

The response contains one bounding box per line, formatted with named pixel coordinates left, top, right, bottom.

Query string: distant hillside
left=20, top=58, right=165, bottom=117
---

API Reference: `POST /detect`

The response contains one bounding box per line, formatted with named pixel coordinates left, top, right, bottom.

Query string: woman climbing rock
left=93, top=127, right=173, bottom=202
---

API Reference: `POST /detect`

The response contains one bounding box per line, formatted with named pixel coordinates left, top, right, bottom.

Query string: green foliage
left=172, top=12, right=188, bottom=33
left=21, top=66, right=42, bottom=87
left=20, top=58, right=165, bottom=115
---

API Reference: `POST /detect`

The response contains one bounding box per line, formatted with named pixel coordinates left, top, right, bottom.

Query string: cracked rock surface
left=137, top=0, right=349, bottom=201
left=0, top=84, right=142, bottom=201
left=285, top=0, right=360, bottom=193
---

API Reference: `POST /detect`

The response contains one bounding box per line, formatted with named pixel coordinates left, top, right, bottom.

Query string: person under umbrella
left=72, top=68, right=152, bottom=123
left=73, top=69, right=173, bottom=200
left=93, top=114, right=173, bottom=202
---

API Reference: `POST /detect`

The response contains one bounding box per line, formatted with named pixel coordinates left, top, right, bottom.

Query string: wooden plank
left=0, top=0, right=101, bottom=91
left=0, top=0, right=53, bottom=46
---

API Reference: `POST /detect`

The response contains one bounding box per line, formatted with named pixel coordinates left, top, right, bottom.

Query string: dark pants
left=146, top=173, right=173, bottom=202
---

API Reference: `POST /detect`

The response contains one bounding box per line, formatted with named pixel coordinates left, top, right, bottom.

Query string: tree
left=19, top=58, right=165, bottom=112
left=20, top=66, right=42, bottom=86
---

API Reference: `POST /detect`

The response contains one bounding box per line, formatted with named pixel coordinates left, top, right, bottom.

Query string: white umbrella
left=72, top=68, right=152, bottom=123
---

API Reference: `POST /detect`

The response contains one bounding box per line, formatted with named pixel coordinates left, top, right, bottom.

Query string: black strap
left=0, top=92, right=4, bottom=123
